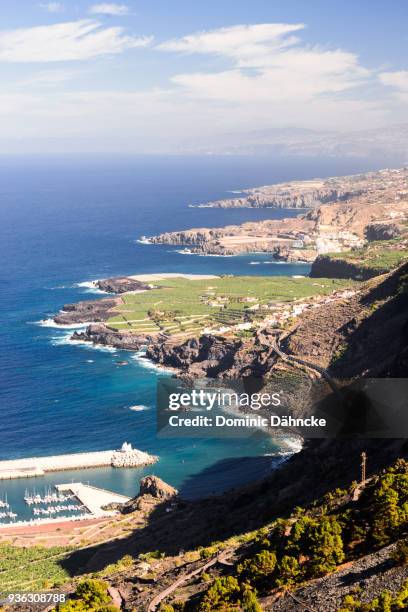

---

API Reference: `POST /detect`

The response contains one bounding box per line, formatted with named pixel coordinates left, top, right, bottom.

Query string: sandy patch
left=129, top=273, right=219, bottom=282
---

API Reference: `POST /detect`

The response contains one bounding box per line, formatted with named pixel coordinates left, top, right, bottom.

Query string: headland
left=146, top=167, right=408, bottom=262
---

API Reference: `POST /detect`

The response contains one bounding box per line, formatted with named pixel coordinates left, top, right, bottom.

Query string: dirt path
left=270, top=336, right=340, bottom=395
left=147, top=550, right=232, bottom=611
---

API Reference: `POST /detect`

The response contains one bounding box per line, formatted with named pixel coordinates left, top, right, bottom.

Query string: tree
left=75, top=579, right=111, bottom=607
left=288, top=515, right=344, bottom=577
left=275, top=555, right=300, bottom=588
left=199, top=576, right=241, bottom=611
left=237, top=550, right=277, bottom=584
left=369, top=471, right=408, bottom=546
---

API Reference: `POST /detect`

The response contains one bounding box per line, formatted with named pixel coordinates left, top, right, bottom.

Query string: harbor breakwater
left=0, top=444, right=157, bottom=480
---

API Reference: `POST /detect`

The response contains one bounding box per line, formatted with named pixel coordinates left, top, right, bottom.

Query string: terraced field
left=0, top=543, right=71, bottom=593
left=107, top=275, right=353, bottom=337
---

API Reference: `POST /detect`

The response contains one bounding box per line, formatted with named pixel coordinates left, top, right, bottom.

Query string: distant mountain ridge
left=189, top=123, right=408, bottom=158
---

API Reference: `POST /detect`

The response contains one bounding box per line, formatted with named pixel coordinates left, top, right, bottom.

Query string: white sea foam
left=277, top=436, right=303, bottom=455
left=50, top=332, right=117, bottom=352
left=75, top=280, right=107, bottom=295
left=76, top=280, right=97, bottom=289
left=49, top=284, right=70, bottom=290
left=270, top=261, right=294, bottom=265
left=136, top=238, right=152, bottom=245
left=32, top=319, right=90, bottom=330
left=249, top=261, right=261, bottom=265
left=131, top=351, right=173, bottom=374
left=173, top=249, right=234, bottom=258
left=129, top=405, right=150, bottom=412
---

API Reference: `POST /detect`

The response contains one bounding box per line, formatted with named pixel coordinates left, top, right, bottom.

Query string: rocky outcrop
left=139, top=476, right=178, bottom=499
left=365, top=222, right=402, bottom=241
left=146, top=330, right=279, bottom=378
left=147, top=216, right=316, bottom=257
left=53, top=276, right=153, bottom=325
left=310, top=255, right=385, bottom=280
left=72, top=323, right=150, bottom=350
left=117, top=476, right=178, bottom=515
left=96, top=276, right=152, bottom=294
left=54, top=298, right=120, bottom=325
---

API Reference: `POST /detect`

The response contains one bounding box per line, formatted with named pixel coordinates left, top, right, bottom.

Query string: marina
left=0, top=481, right=131, bottom=528
left=0, top=443, right=157, bottom=480
left=56, top=483, right=130, bottom=516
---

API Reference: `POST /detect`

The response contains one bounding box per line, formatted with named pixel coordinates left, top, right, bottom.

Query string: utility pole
left=361, top=451, right=367, bottom=484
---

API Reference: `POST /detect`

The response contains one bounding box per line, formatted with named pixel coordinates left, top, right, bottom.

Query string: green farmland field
left=0, top=543, right=72, bottom=593
left=107, top=275, right=353, bottom=337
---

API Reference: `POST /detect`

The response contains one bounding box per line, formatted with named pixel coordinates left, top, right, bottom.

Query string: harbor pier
left=56, top=483, right=130, bottom=516
left=0, top=443, right=157, bottom=480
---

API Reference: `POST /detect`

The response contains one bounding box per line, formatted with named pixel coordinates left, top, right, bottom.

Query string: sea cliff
left=147, top=168, right=408, bottom=259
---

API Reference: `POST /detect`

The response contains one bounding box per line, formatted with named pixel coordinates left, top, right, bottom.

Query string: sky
left=0, top=0, right=407, bottom=154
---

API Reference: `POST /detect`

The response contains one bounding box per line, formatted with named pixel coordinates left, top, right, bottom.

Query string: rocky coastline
left=53, top=276, right=154, bottom=327
left=95, top=276, right=153, bottom=294
left=51, top=260, right=408, bottom=384
left=50, top=167, right=408, bottom=367
left=192, top=182, right=361, bottom=209
left=71, top=323, right=151, bottom=351
left=146, top=167, right=408, bottom=260
left=53, top=297, right=121, bottom=325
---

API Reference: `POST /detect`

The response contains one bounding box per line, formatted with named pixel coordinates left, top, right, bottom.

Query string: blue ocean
left=0, top=154, right=395, bottom=519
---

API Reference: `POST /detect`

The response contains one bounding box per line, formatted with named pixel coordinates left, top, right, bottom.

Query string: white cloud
left=0, top=22, right=403, bottom=153
left=89, top=3, right=129, bottom=15
left=15, top=69, right=85, bottom=88
left=379, top=70, right=408, bottom=91
left=158, top=23, right=305, bottom=63
left=40, top=2, right=64, bottom=12
left=159, top=23, right=369, bottom=105
left=0, top=20, right=152, bottom=62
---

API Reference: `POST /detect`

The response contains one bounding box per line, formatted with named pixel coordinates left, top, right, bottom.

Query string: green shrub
left=368, top=468, right=408, bottom=546
left=242, top=587, right=263, bottom=611
left=75, top=579, right=111, bottom=606
left=57, top=578, right=117, bottom=611
left=237, top=550, right=277, bottom=584
left=199, top=576, right=241, bottom=611
left=288, top=515, right=344, bottom=577
left=139, top=550, right=165, bottom=561
left=275, top=555, right=300, bottom=588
